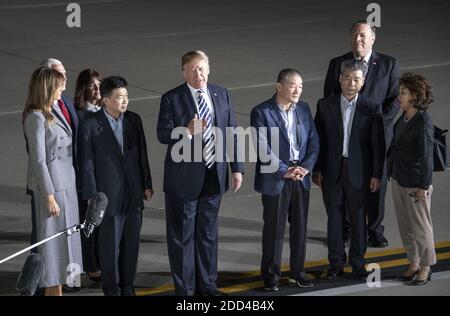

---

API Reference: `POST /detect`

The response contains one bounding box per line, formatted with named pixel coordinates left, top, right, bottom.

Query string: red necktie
left=57, top=99, right=72, bottom=126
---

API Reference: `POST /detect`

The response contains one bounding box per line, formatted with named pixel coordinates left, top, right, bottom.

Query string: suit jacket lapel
left=182, top=83, right=200, bottom=121
left=122, top=114, right=133, bottom=159
left=295, top=106, right=303, bottom=147
left=268, top=98, right=289, bottom=143
left=208, top=84, right=220, bottom=126
left=330, top=95, right=344, bottom=144
left=52, top=104, right=72, bottom=136
left=363, top=51, right=379, bottom=90
left=98, top=111, right=123, bottom=159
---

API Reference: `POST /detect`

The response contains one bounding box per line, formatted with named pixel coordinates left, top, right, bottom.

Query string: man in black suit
left=157, top=51, right=244, bottom=296
left=78, top=76, right=153, bottom=296
left=323, top=21, right=400, bottom=248
left=314, top=61, right=385, bottom=279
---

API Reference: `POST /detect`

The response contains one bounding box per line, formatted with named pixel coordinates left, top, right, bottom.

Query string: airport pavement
left=0, top=0, right=449, bottom=296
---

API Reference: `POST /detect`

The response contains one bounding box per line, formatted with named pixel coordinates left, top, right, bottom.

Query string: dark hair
left=399, top=73, right=434, bottom=110
left=351, top=20, right=376, bottom=36
left=100, top=76, right=127, bottom=98
left=340, top=59, right=367, bottom=77
left=74, top=68, right=101, bottom=110
left=277, top=68, right=301, bottom=84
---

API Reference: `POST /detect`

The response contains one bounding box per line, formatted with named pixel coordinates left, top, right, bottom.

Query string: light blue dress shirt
left=341, top=94, right=358, bottom=157
left=103, top=108, right=124, bottom=154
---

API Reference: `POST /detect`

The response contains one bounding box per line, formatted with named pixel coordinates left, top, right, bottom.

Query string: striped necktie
left=196, top=90, right=215, bottom=168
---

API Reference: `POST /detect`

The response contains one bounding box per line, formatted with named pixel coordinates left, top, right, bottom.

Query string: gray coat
left=23, top=105, right=82, bottom=287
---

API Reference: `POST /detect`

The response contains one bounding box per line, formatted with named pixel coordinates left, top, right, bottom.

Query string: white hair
left=40, top=58, right=63, bottom=68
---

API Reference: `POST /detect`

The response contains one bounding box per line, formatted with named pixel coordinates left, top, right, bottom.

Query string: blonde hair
left=23, top=67, right=65, bottom=123
left=181, top=50, right=209, bottom=70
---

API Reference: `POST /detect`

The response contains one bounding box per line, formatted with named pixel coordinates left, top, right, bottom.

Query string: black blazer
left=387, top=111, right=433, bottom=189
left=78, top=110, right=152, bottom=216
left=157, top=83, right=244, bottom=200
left=314, top=94, right=385, bottom=190
left=323, top=51, right=400, bottom=143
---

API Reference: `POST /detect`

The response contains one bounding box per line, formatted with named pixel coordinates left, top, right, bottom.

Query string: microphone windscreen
left=86, top=192, right=108, bottom=227
left=16, top=253, right=45, bottom=296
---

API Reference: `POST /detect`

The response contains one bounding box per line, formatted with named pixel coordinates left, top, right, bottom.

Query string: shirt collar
left=341, top=93, right=358, bottom=107
left=187, top=83, right=207, bottom=96
left=353, top=50, right=372, bottom=63
left=103, top=107, right=124, bottom=122
left=275, top=97, right=297, bottom=113
left=86, top=102, right=102, bottom=112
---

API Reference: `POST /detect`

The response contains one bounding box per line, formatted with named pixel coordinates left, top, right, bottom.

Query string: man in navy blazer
left=323, top=21, right=400, bottom=248
left=78, top=76, right=153, bottom=295
left=251, top=69, right=319, bottom=291
left=314, top=61, right=385, bottom=280
left=157, top=51, right=244, bottom=296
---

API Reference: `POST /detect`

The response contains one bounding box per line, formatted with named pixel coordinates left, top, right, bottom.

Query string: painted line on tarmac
left=295, top=271, right=450, bottom=296
left=136, top=241, right=450, bottom=296
left=0, top=0, right=124, bottom=9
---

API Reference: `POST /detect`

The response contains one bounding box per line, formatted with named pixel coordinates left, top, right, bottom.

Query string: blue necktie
left=197, top=90, right=216, bottom=168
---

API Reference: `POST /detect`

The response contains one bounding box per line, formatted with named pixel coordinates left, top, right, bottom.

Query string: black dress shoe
left=368, top=235, right=388, bottom=248
left=349, top=269, right=369, bottom=281
left=289, top=277, right=314, bottom=288
left=87, top=272, right=101, bottom=282
left=326, top=268, right=344, bottom=280
left=263, top=281, right=279, bottom=291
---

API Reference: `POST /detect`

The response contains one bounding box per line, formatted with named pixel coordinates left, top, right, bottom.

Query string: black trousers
left=98, top=208, right=142, bottom=296
left=165, top=165, right=222, bottom=296
left=261, top=180, right=310, bottom=283
left=323, top=160, right=367, bottom=271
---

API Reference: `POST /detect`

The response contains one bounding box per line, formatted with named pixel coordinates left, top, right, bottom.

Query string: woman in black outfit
left=387, top=73, right=436, bottom=285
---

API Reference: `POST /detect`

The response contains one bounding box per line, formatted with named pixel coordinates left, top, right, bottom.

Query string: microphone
left=16, top=253, right=45, bottom=296
left=83, top=192, right=107, bottom=238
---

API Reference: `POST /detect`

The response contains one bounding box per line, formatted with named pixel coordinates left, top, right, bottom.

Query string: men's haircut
left=40, top=58, right=63, bottom=68
left=277, top=68, right=301, bottom=84
left=351, top=20, right=376, bottom=36
left=340, top=59, right=368, bottom=77
left=100, top=76, right=127, bottom=98
left=399, top=73, right=434, bottom=110
left=181, top=50, right=209, bottom=70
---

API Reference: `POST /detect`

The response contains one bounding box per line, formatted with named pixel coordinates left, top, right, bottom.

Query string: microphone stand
left=0, top=223, right=85, bottom=265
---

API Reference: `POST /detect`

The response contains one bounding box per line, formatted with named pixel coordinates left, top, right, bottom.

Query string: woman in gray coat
left=23, top=67, right=83, bottom=296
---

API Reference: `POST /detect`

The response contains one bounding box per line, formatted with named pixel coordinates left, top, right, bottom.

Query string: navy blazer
left=250, top=97, right=319, bottom=196
left=323, top=51, right=400, bottom=143
left=314, top=94, right=385, bottom=190
left=157, top=83, right=244, bottom=200
left=78, top=110, right=153, bottom=216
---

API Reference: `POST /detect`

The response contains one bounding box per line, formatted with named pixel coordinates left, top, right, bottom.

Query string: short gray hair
left=340, top=59, right=367, bottom=77
left=40, top=58, right=63, bottom=68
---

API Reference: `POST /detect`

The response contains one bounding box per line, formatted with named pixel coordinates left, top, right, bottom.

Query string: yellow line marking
left=136, top=241, right=450, bottom=296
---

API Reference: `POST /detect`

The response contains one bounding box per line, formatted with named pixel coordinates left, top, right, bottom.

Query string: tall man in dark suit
left=78, top=76, right=153, bottom=296
left=314, top=61, right=385, bottom=279
left=251, top=69, right=319, bottom=291
left=157, top=51, right=244, bottom=296
left=323, top=21, right=400, bottom=247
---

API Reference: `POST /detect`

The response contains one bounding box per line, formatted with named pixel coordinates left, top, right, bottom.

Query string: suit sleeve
left=24, top=113, right=55, bottom=195
left=313, top=100, right=326, bottom=173
left=324, top=59, right=338, bottom=97
left=250, top=108, right=288, bottom=180
left=157, top=93, right=179, bottom=145
left=382, top=58, right=400, bottom=119
left=137, top=115, right=153, bottom=190
left=226, top=89, right=245, bottom=174
left=299, top=105, right=320, bottom=172
left=77, top=121, right=97, bottom=200
left=371, top=113, right=386, bottom=179
left=418, top=117, right=433, bottom=189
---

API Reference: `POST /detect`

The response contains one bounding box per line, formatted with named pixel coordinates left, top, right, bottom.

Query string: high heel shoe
left=412, top=269, right=432, bottom=286
left=398, top=268, right=419, bottom=282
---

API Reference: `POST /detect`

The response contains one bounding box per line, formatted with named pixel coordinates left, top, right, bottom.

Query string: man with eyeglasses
left=78, top=76, right=153, bottom=296
left=314, top=60, right=385, bottom=280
